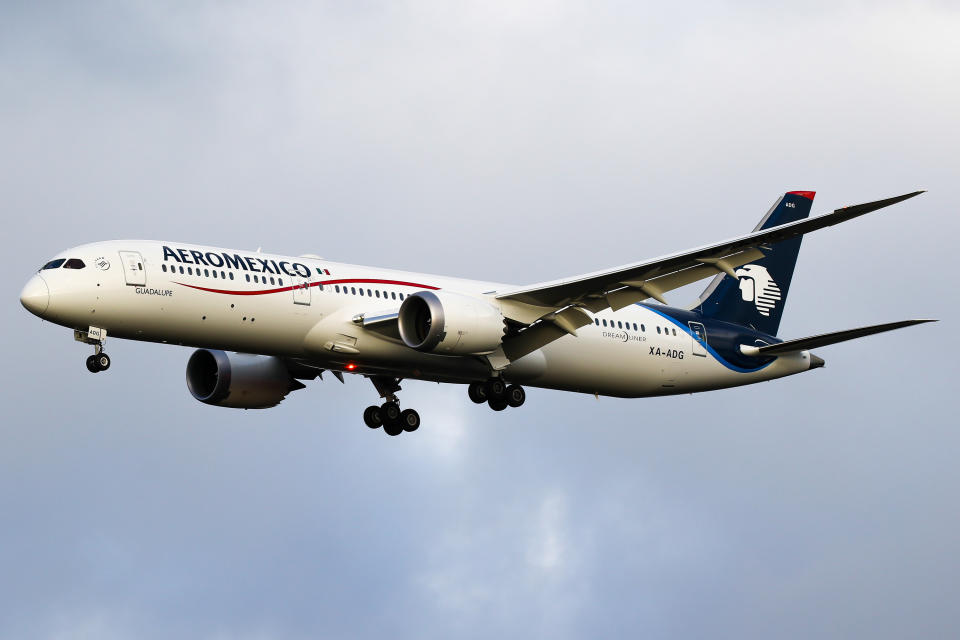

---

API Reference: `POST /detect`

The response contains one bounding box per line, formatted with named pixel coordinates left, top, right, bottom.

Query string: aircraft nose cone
left=20, top=274, right=49, bottom=317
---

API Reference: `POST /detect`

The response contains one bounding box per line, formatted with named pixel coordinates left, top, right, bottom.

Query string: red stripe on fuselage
left=172, top=278, right=440, bottom=296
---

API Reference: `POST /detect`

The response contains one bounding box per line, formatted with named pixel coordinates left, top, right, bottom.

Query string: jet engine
left=186, top=349, right=305, bottom=409
left=398, top=291, right=506, bottom=355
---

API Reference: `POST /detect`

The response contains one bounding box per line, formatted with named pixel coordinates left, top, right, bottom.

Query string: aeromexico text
left=162, top=246, right=313, bottom=278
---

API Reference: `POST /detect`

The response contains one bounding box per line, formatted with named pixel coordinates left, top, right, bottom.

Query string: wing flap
left=741, top=319, right=936, bottom=356
left=606, top=247, right=766, bottom=311
left=501, top=306, right=593, bottom=361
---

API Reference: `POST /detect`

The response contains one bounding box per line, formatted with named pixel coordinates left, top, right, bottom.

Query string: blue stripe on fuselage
left=640, top=304, right=774, bottom=374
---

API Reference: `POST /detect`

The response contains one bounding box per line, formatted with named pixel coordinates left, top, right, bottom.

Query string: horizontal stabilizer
left=740, top=319, right=936, bottom=356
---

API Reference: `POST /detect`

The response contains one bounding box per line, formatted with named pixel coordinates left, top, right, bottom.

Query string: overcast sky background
left=1, top=1, right=958, bottom=638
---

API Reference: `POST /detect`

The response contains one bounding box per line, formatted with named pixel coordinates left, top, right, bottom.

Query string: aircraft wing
left=740, top=319, right=936, bottom=357
left=496, top=191, right=923, bottom=313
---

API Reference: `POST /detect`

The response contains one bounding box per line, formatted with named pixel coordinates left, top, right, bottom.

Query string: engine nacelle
left=186, top=349, right=303, bottom=409
left=398, top=291, right=506, bottom=355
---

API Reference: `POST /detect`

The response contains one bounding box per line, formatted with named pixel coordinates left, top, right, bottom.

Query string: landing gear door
left=119, top=251, right=146, bottom=286
left=688, top=322, right=708, bottom=357
left=293, top=279, right=311, bottom=305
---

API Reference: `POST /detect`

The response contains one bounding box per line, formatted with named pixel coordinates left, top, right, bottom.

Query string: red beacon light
left=345, top=363, right=357, bottom=371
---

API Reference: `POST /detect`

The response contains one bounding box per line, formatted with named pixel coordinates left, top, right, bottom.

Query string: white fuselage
left=23, top=240, right=814, bottom=397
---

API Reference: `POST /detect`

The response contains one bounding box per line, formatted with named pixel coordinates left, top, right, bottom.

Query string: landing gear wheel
left=400, top=409, right=420, bottom=432
left=468, top=382, right=487, bottom=404
left=506, top=384, right=525, bottom=408
left=485, top=379, right=507, bottom=401
left=488, top=398, right=508, bottom=411
left=86, top=355, right=99, bottom=373
left=96, top=353, right=111, bottom=371
left=363, top=405, right=383, bottom=429
left=381, top=402, right=401, bottom=423
left=381, top=402, right=404, bottom=436
left=383, top=419, right=404, bottom=436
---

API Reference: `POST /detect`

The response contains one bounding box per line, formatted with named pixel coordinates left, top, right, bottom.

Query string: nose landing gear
left=85, top=352, right=111, bottom=373
left=363, top=376, right=421, bottom=436
left=77, top=326, right=110, bottom=373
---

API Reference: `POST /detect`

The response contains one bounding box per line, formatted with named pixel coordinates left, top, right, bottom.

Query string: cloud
left=1, top=1, right=958, bottom=638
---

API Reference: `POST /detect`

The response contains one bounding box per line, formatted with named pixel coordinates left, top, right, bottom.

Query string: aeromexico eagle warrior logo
left=735, top=264, right=782, bottom=317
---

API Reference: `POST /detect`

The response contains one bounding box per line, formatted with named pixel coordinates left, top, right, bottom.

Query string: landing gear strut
left=79, top=328, right=111, bottom=373
left=468, top=379, right=526, bottom=412
left=363, top=376, right=421, bottom=436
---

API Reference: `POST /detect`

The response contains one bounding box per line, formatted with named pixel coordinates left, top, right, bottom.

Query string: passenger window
left=212, top=271, right=218, bottom=278
left=188, top=267, right=193, bottom=275
left=254, top=275, right=259, bottom=283
left=41, top=259, right=66, bottom=270
left=375, top=291, right=380, bottom=298
left=602, top=319, right=608, bottom=327
left=179, top=266, right=184, bottom=274
left=63, top=258, right=86, bottom=269
left=633, top=323, right=638, bottom=331
left=162, top=264, right=167, bottom=272
left=367, top=289, right=372, bottom=296
left=318, top=284, right=323, bottom=291
left=594, top=318, right=599, bottom=326
left=278, top=278, right=283, bottom=286
left=351, top=287, right=356, bottom=295
left=229, top=272, right=234, bottom=280
left=657, top=326, right=661, bottom=334
left=221, top=271, right=226, bottom=279
left=617, top=321, right=622, bottom=329
left=204, top=269, right=210, bottom=277
left=335, top=285, right=340, bottom=293
left=359, top=288, right=364, bottom=296
left=270, top=277, right=275, bottom=285
left=672, top=329, right=677, bottom=336
left=391, top=292, right=397, bottom=300
left=399, top=293, right=404, bottom=300
left=641, top=324, right=645, bottom=332
left=245, top=274, right=250, bottom=282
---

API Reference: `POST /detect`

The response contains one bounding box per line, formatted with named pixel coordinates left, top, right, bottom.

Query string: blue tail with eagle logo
left=691, top=191, right=815, bottom=336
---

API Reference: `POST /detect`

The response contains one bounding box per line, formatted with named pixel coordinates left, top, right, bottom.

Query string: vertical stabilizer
left=691, top=191, right=815, bottom=336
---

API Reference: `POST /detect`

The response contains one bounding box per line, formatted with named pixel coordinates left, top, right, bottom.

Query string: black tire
left=468, top=382, right=487, bottom=404
left=96, top=353, right=111, bottom=371
left=506, top=384, right=525, bottom=408
left=488, top=397, right=508, bottom=411
left=381, top=402, right=401, bottom=423
left=363, top=405, right=383, bottom=429
left=86, top=355, right=99, bottom=373
left=383, top=419, right=404, bottom=436
left=485, top=379, right=507, bottom=401
left=400, top=409, right=420, bottom=432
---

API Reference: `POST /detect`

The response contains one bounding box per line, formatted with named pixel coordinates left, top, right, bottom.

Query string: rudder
left=691, top=191, right=815, bottom=336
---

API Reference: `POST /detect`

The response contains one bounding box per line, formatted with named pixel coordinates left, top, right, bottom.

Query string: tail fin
left=691, top=191, right=815, bottom=336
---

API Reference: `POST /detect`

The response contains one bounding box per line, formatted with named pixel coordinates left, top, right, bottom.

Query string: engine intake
left=398, top=291, right=505, bottom=355
left=186, top=349, right=304, bottom=409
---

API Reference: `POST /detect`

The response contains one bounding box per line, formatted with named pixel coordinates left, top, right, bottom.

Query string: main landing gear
left=363, top=376, right=420, bottom=437
left=468, top=379, right=526, bottom=412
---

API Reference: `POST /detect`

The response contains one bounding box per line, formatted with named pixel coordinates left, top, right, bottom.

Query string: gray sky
left=1, top=1, right=957, bottom=638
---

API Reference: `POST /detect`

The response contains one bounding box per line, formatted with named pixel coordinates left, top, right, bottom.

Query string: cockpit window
left=63, top=258, right=86, bottom=269
left=41, top=259, right=66, bottom=270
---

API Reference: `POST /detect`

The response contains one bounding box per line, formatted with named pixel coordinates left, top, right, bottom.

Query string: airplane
left=20, top=190, right=934, bottom=436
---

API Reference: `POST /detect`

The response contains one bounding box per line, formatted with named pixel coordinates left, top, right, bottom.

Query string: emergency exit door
left=119, top=251, right=146, bottom=286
